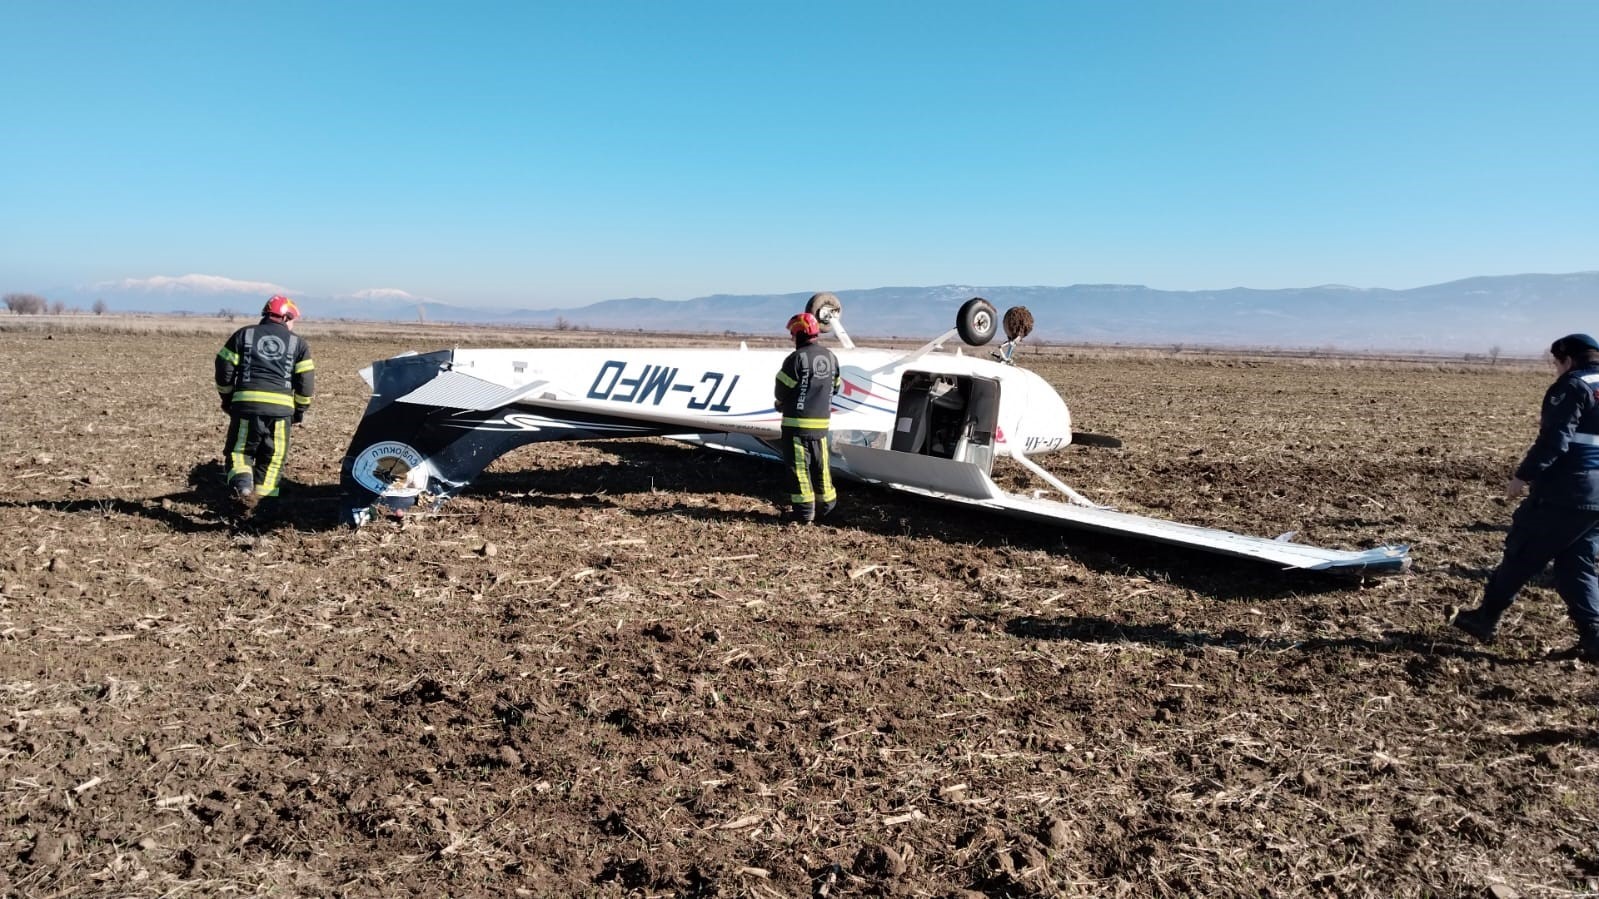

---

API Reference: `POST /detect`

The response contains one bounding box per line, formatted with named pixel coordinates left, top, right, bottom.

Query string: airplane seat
left=892, top=383, right=933, bottom=453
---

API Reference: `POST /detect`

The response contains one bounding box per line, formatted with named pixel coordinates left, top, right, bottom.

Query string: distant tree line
left=3, top=293, right=109, bottom=315
left=4, top=293, right=48, bottom=314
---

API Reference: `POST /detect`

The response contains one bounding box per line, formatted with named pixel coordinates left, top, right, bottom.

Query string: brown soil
left=1, top=324, right=1595, bottom=898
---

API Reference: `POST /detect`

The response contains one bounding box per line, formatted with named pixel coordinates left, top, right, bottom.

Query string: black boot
left=1448, top=606, right=1500, bottom=644
left=1580, top=632, right=1599, bottom=663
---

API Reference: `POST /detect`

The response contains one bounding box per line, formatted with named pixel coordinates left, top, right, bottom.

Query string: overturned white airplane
left=338, top=296, right=1409, bottom=575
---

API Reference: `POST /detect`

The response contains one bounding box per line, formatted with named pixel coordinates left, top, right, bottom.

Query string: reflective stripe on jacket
left=775, top=342, right=840, bottom=433
left=1518, top=366, right=1599, bottom=509
left=215, top=319, right=315, bottom=418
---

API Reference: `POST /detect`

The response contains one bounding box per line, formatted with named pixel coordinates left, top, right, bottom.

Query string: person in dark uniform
left=774, top=311, right=841, bottom=523
left=214, top=295, right=315, bottom=517
left=1451, top=333, right=1599, bottom=661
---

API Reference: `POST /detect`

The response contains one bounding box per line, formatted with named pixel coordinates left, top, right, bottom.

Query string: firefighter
left=1451, top=333, right=1599, bottom=661
left=774, top=310, right=841, bottom=523
left=214, top=295, right=315, bottom=516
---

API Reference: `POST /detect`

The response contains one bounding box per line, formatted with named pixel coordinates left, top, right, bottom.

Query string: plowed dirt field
left=2, top=320, right=1596, bottom=898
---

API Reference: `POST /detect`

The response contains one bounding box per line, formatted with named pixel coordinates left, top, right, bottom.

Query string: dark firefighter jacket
left=775, top=341, right=840, bottom=434
left=1516, top=363, right=1599, bottom=509
left=215, top=319, right=315, bottom=418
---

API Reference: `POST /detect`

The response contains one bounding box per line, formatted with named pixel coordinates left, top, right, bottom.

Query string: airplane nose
left=1005, top=368, right=1073, bottom=453
left=1029, top=372, right=1071, bottom=442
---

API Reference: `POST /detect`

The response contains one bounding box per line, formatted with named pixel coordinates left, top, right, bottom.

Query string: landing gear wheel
left=956, top=297, right=998, bottom=346
left=806, top=292, right=842, bottom=330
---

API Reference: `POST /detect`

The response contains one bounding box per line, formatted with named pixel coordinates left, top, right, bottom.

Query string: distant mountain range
left=30, top=271, right=1599, bottom=354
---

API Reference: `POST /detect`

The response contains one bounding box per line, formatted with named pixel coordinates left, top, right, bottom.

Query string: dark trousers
left=1481, top=497, right=1599, bottom=640
left=224, top=414, right=293, bottom=497
left=781, top=428, right=836, bottom=520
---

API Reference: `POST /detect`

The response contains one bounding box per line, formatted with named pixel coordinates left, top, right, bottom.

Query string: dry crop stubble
left=0, top=323, right=1596, bottom=898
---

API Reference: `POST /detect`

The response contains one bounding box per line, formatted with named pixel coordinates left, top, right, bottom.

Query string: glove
left=220, top=398, right=232, bottom=414
left=292, top=409, right=306, bottom=425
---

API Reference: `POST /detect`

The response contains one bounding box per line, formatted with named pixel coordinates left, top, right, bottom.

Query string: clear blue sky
left=3, top=0, right=1595, bottom=307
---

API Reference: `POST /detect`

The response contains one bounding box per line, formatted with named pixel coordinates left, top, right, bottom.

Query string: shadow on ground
left=2, top=440, right=1404, bottom=599
left=0, top=461, right=347, bottom=534
left=470, top=440, right=1373, bottom=600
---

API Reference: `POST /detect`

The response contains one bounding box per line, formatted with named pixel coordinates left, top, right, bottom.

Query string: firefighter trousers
left=224, top=413, right=294, bottom=498
left=781, top=428, right=836, bottom=521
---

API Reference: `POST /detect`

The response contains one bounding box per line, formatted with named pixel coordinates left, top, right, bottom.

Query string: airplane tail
left=339, top=350, right=676, bottom=525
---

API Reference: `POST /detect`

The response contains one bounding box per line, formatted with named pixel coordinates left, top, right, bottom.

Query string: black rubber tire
left=806, top=292, right=842, bottom=329
left=956, top=297, right=998, bottom=346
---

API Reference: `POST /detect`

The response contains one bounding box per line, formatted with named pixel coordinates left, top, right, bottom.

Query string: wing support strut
left=1009, top=450, right=1103, bottom=508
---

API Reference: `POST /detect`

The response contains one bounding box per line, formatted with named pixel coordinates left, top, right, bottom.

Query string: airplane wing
left=678, top=435, right=1409, bottom=575
left=900, top=481, right=1410, bottom=574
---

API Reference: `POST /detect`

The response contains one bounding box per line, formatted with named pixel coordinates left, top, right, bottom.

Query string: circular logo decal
left=351, top=441, right=428, bottom=496
left=256, top=334, right=287, bottom=360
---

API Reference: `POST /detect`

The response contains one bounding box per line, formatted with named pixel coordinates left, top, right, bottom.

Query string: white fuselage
left=441, top=345, right=1075, bottom=457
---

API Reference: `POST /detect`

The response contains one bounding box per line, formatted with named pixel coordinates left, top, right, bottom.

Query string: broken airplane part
left=338, top=297, right=1410, bottom=575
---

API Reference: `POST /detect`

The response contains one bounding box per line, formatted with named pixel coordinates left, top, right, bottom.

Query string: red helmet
left=787, top=312, right=820, bottom=339
left=263, top=295, right=300, bottom=321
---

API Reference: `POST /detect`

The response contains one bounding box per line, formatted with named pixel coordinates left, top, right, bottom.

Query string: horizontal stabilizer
left=394, top=370, right=554, bottom=411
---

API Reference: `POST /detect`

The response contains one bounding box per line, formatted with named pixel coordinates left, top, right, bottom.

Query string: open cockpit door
left=890, top=372, right=1001, bottom=474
